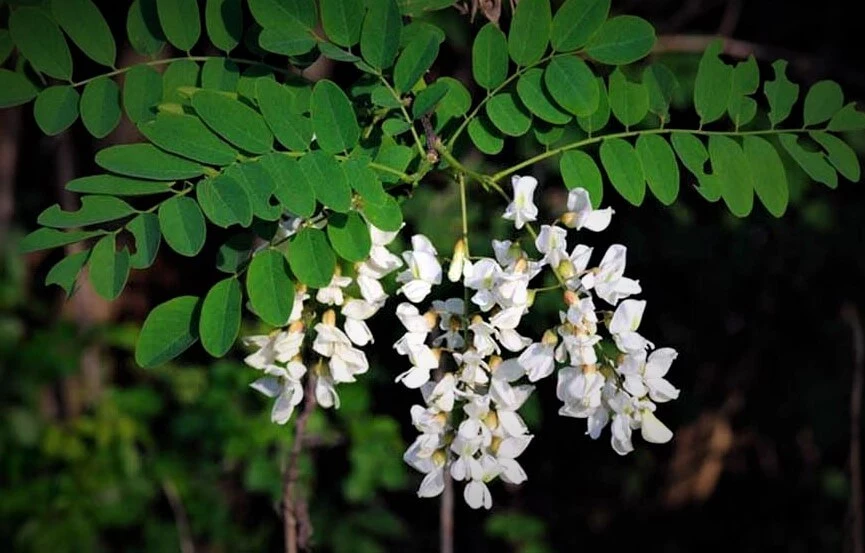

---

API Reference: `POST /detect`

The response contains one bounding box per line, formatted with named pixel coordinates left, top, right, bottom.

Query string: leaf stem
left=490, top=126, right=816, bottom=182
left=377, top=74, right=427, bottom=158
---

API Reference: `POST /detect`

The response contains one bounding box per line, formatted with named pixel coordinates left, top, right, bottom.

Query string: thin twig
left=162, top=479, right=196, bottom=553
left=440, top=465, right=454, bottom=553
left=284, top=374, right=318, bottom=553
left=842, top=304, right=864, bottom=553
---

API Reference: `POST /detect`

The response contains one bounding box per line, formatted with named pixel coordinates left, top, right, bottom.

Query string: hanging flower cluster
left=240, top=175, right=680, bottom=511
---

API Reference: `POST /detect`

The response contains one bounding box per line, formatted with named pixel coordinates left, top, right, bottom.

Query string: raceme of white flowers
left=241, top=175, right=681, bottom=511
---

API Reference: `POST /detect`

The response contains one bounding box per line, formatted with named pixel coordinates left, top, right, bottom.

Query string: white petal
left=641, top=411, right=673, bottom=443
left=417, top=469, right=445, bottom=497
left=250, top=377, right=281, bottom=398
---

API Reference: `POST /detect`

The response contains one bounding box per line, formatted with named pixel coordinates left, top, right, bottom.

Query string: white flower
left=557, top=366, right=605, bottom=419
left=417, top=466, right=446, bottom=497
left=243, top=333, right=281, bottom=370
left=463, top=258, right=502, bottom=312
left=341, top=299, right=379, bottom=347
left=564, top=188, right=613, bottom=232
left=463, top=455, right=501, bottom=509
left=315, top=371, right=340, bottom=408
left=432, top=298, right=465, bottom=350
left=454, top=349, right=489, bottom=386
left=469, top=319, right=500, bottom=357
left=287, top=287, right=309, bottom=324
left=313, top=323, right=368, bottom=383
left=608, top=299, right=651, bottom=353
left=640, top=409, right=673, bottom=444
left=495, top=435, right=532, bottom=484
left=617, top=348, right=680, bottom=402
left=447, top=239, right=467, bottom=283
left=250, top=360, right=306, bottom=424
left=422, top=373, right=457, bottom=412
left=584, top=245, right=641, bottom=305
left=535, top=224, right=568, bottom=267
left=502, top=175, right=539, bottom=230
left=518, top=333, right=557, bottom=382
left=397, top=235, right=443, bottom=303
left=315, top=273, right=352, bottom=306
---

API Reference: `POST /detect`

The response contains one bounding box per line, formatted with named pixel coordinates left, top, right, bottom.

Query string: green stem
left=70, top=56, right=295, bottom=88
left=377, top=75, right=426, bottom=158
left=490, top=126, right=816, bottom=182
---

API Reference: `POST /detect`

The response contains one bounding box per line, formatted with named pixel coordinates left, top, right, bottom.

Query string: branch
left=162, top=479, right=196, bottom=553
left=842, top=303, right=865, bottom=553
left=283, top=374, right=317, bottom=553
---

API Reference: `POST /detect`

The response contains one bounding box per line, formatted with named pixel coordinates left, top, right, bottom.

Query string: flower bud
left=471, top=314, right=484, bottom=326
left=313, top=358, right=328, bottom=376
left=563, top=290, right=579, bottom=306
left=435, top=412, right=449, bottom=427
left=423, top=310, right=439, bottom=330
left=431, top=347, right=443, bottom=363
left=489, top=435, right=503, bottom=455
left=488, top=355, right=503, bottom=372
left=322, top=309, right=337, bottom=327
left=514, top=257, right=529, bottom=274
left=483, top=411, right=499, bottom=430
left=288, top=320, right=305, bottom=334
left=447, top=239, right=467, bottom=283
left=560, top=211, right=578, bottom=228
left=582, top=363, right=597, bottom=375
left=556, top=260, right=576, bottom=280
left=526, top=289, right=536, bottom=307
left=541, top=329, right=559, bottom=346
left=432, top=449, right=448, bottom=467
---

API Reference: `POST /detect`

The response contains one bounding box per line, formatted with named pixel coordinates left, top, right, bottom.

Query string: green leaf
left=585, top=15, right=654, bottom=66
left=803, top=80, right=843, bottom=127
left=551, top=0, right=610, bottom=52
left=310, top=80, right=360, bottom=154
left=246, top=250, right=295, bottom=326
left=742, top=136, right=788, bottom=217
left=299, top=151, right=351, bottom=212
left=162, top=59, right=200, bottom=103
left=123, top=65, right=162, bottom=124
left=534, top=123, right=564, bottom=146
left=810, top=131, right=861, bottom=182
left=635, top=134, right=678, bottom=205
left=200, top=277, right=242, bottom=356
left=192, top=90, right=273, bottom=154
left=435, top=77, right=471, bottom=129
left=260, top=153, right=316, bottom=218
left=693, top=39, right=732, bottom=125
left=708, top=135, right=754, bottom=217
left=560, top=150, right=603, bottom=207
left=216, top=233, right=253, bottom=273
left=517, top=68, right=572, bottom=125
left=373, top=141, right=414, bottom=183
left=394, top=31, right=440, bottom=93
left=135, top=296, right=202, bottom=368
left=159, top=195, right=207, bottom=256
left=643, top=63, right=678, bottom=122
left=88, top=234, right=130, bottom=301
left=764, top=60, right=799, bottom=128
left=671, top=132, right=720, bottom=202
left=508, top=0, right=551, bottom=67
left=20, top=228, right=105, bottom=254
left=51, top=0, right=115, bottom=67
left=248, top=0, right=317, bottom=29
left=10, top=7, right=73, bottom=80
left=361, top=0, right=402, bottom=70
left=290, top=227, right=336, bottom=288
left=576, top=77, right=610, bottom=135
left=398, top=0, right=453, bottom=15
left=232, top=162, right=282, bottom=221
left=33, top=86, right=79, bottom=136
left=319, top=42, right=360, bottom=62
left=197, top=173, right=253, bottom=228
left=371, top=85, right=403, bottom=108
left=345, top=159, right=388, bottom=202
left=0, top=30, right=13, bottom=65
left=327, top=211, right=372, bottom=262
left=256, top=79, right=314, bottom=151
left=544, top=56, right=598, bottom=117
left=201, top=58, right=240, bottom=91
left=156, top=0, right=200, bottom=52
left=828, top=103, right=865, bottom=132
left=66, top=175, right=173, bottom=196
left=258, top=23, right=316, bottom=55
left=0, top=70, right=38, bottom=108
left=96, top=144, right=204, bottom=180
left=486, top=91, right=532, bottom=137
left=205, top=0, right=242, bottom=52
left=362, top=195, right=403, bottom=231
left=127, top=0, right=165, bottom=56
left=412, top=80, right=449, bottom=119
left=727, top=56, right=759, bottom=127
left=321, top=0, right=363, bottom=47
left=599, top=138, right=645, bottom=205
left=127, top=212, right=161, bottom=268
left=779, top=133, right=837, bottom=189
left=80, top=77, right=121, bottom=138
left=45, top=249, right=90, bottom=296
left=468, top=115, right=504, bottom=155
left=38, top=196, right=136, bottom=228
left=139, top=113, right=238, bottom=165
left=608, top=68, right=648, bottom=128
left=472, top=23, right=508, bottom=90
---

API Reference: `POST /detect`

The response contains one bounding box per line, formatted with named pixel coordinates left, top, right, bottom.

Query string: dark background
left=1, top=1, right=864, bottom=552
